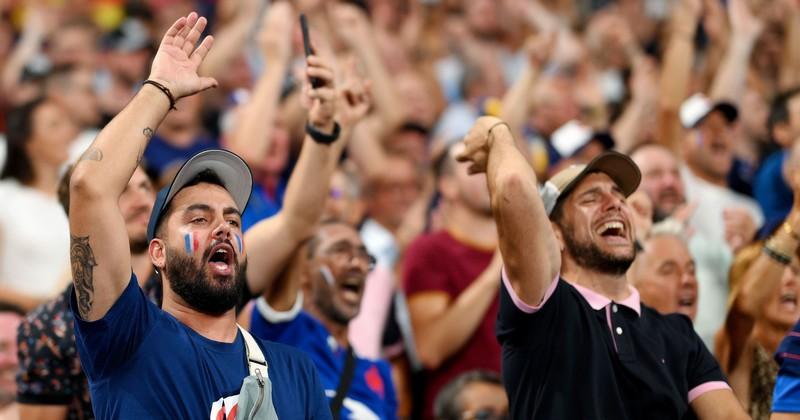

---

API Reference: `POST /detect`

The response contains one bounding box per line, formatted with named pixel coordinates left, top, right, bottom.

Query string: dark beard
left=562, top=225, right=635, bottom=276
left=164, top=245, right=246, bottom=316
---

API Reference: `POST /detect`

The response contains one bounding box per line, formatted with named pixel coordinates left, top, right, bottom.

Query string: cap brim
left=556, top=151, right=641, bottom=209
left=166, top=149, right=253, bottom=213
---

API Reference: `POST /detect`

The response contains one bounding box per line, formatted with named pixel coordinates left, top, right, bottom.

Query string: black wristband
left=143, top=80, right=177, bottom=110
left=306, top=122, right=340, bottom=145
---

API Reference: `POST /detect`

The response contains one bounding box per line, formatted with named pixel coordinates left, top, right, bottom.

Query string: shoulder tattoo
left=70, top=235, right=97, bottom=318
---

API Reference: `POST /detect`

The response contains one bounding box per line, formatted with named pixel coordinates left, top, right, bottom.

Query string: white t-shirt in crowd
left=0, top=180, right=70, bottom=298
left=688, top=232, right=733, bottom=351
left=681, top=165, right=764, bottom=247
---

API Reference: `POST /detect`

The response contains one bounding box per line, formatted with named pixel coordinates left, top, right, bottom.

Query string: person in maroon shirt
left=403, top=143, right=503, bottom=419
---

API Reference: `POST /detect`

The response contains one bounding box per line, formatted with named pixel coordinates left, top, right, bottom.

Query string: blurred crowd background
left=1, top=0, right=800, bottom=419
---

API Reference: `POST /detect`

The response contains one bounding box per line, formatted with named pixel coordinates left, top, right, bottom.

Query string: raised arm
left=197, top=0, right=260, bottom=79
left=708, top=0, right=762, bottom=104
left=456, top=117, right=560, bottom=306
left=779, top=0, right=800, bottom=90
left=657, top=0, right=701, bottom=154
left=245, top=55, right=372, bottom=298
left=225, top=2, right=293, bottom=167
left=68, top=13, right=217, bottom=321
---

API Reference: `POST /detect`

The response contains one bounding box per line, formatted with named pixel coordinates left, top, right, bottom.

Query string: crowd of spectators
left=1, top=0, right=800, bottom=418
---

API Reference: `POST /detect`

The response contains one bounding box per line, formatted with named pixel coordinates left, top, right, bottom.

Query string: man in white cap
left=455, top=116, right=747, bottom=418
left=66, top=12, right=333, bottom=419
left=678, top=93, right=763, bottom=251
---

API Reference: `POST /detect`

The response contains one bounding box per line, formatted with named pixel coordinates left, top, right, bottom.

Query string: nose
left=212, top=218, right=232, bottom=241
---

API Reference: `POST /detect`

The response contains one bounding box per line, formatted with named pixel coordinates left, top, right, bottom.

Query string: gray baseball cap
left=146, top=149, right=252, bottom=241
left=539, top=151, right=641, bottom=217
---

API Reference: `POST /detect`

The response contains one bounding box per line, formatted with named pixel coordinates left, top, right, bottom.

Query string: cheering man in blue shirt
left=66, top=12, right=335, bottom=419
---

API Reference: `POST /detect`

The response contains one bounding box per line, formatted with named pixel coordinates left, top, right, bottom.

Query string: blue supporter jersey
left=143, top=134, right=219, bottom=178
left=249, top=296, right=398, bottom=420
left=71, top=274, right=331, bottom=419
left=774, top=320, right=800, bottom=413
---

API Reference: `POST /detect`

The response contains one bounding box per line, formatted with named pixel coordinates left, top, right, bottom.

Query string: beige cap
left=539, top=151, right=641, bottom=216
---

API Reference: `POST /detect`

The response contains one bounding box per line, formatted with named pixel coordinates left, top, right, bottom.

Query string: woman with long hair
left=0, top=97, right=77, bottom=311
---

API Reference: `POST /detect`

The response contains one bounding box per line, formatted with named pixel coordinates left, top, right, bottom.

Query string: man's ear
left=773, top=122, right=792, bottom=148
left=550, top=221, right=565, bottom=253
left=149, top=239, right=166, bottom=270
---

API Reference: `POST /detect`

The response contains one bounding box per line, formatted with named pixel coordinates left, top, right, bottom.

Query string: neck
left=687, top=160, right=727, bottom=187
left=305, top=304, right=350, bottom=348
left=444, top=203, right=496, bottom=250
left=162, top=290, right=238, bottom=343
left=27, top=159, right=60, bottom=196
left=370, top=215, right=399, bottom=235
left=131, top=252, right=153, bottom=287
left=562, top=260, right=631, bottom=301
left=752, top=322, right=789, bottom=354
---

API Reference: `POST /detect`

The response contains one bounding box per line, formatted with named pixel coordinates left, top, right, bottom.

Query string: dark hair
left=433, top=143, right=456, bottom=180
left=1, top=97, right=48, bottom=184
left=154, top=168, right=226, bottom=238
left=57, top=164, right=75, bottom=215
left=0, top=301, right=26, bottom=316
left=306, top=218, right=352, bottom=259
left=433, top=370, right=503, bottom=420
left=768, top=87, right=800, bottom=141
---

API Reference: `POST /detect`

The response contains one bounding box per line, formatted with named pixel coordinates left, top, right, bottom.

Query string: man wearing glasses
left=248, top=220, right=397, bottom=420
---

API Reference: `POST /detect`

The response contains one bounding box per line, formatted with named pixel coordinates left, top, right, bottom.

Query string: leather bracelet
left=143, top=80, right=177, bottom=110
left=487, top=121, right=510, bottom=146
left=763, top=245, right=792, bottom=265
left=305, top=121, right=340, bottom=145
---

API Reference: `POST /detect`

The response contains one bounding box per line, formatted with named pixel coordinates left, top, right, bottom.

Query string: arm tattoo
left=70, top=235, right=97, bottom=318
left=143, top=127, right=154, bottom=139
left=76, top=148, right=103, bottom=165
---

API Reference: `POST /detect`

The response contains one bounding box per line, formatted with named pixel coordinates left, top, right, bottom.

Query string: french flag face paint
left=184, top=232, right=199, bottom=255
left=319, top=265, right=336, bottom=287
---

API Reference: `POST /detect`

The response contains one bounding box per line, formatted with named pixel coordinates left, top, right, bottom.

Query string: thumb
left=198, top=77, right=219, bottom=93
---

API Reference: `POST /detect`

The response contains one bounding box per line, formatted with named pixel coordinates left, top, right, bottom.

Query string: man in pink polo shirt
left=456, top=116, right=748, bottom=419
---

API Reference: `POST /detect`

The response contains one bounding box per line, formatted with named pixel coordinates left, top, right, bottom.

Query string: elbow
left=68, top=164, right=104, bottom=202
left=415, top=342, right=444, bottom=370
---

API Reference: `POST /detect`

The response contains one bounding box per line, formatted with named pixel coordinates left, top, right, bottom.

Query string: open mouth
left=338, top=275, right=364, bottom=304
left=207, top=243, right=234, bottom=277
left=678, top=294, right=696, bottom=309
left=780, top=292, right=798, bottom=312
left=596, top=220, right=628, bottom=243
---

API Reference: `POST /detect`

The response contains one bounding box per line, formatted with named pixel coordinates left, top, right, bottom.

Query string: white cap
left=679, top=93, right=738, bottom=129
left=551, top=120, right=592, bottom=157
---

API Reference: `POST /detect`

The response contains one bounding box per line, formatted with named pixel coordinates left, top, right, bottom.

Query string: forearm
left=779, top=11, right=800, bottom=90
left=282, top=134, right=346, bottom=232
left=414, top=266, right=501, bottom=368
left=612, top=97, right=653, bottom=153
left=487, top=126, right=559, bottom=303
left=709, top=35, right=757, bottom=104
left=500, top=65, right=537, bottom=142
left=347, top=118, right=389, bottom=179
left=352, top=41, right=404, bottom=133
left=198, top=16, right=256, bottom=79
left=227, top=58, right=288, bottom=166
left=70, top=86, right=169, bottom=198
left=657, top=30, right=694, bottom=153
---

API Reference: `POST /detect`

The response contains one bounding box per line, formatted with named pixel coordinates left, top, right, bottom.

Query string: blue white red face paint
left=183, top=232, right=199, bottom=255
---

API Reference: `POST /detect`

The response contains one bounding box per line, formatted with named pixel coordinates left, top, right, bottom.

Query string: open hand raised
left=148, top=12, right=218, bottom=100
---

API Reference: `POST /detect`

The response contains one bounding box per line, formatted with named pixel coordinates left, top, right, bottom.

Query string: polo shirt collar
left=571, top=281, right=641, bottom=317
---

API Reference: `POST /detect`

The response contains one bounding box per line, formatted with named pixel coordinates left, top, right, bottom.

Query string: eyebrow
left=223, top=207, right=242, bottom=218
left=186, top=204, right=213, bottom=213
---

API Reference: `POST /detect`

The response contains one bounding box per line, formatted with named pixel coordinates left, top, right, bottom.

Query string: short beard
left=562, top=225, right=635, bottom=276
left=164, top=245, right=246, bottom=316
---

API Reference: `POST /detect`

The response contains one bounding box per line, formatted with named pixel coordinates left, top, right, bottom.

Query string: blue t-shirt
left=250, top=297, right=397, bottom=419
left=754, top=151, right=793, bottom=231
left=242, top=181, right=287, bottom=232
left=774, top=320, right=800, bottom=413
left=71, top=274, right=331, bottom=419
left=143, top=134, right=219, bottom=178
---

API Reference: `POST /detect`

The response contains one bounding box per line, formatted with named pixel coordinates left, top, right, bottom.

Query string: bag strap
left=238, top=325, right=268, bottom=378
left=329, top=346, right=357, bottom=420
